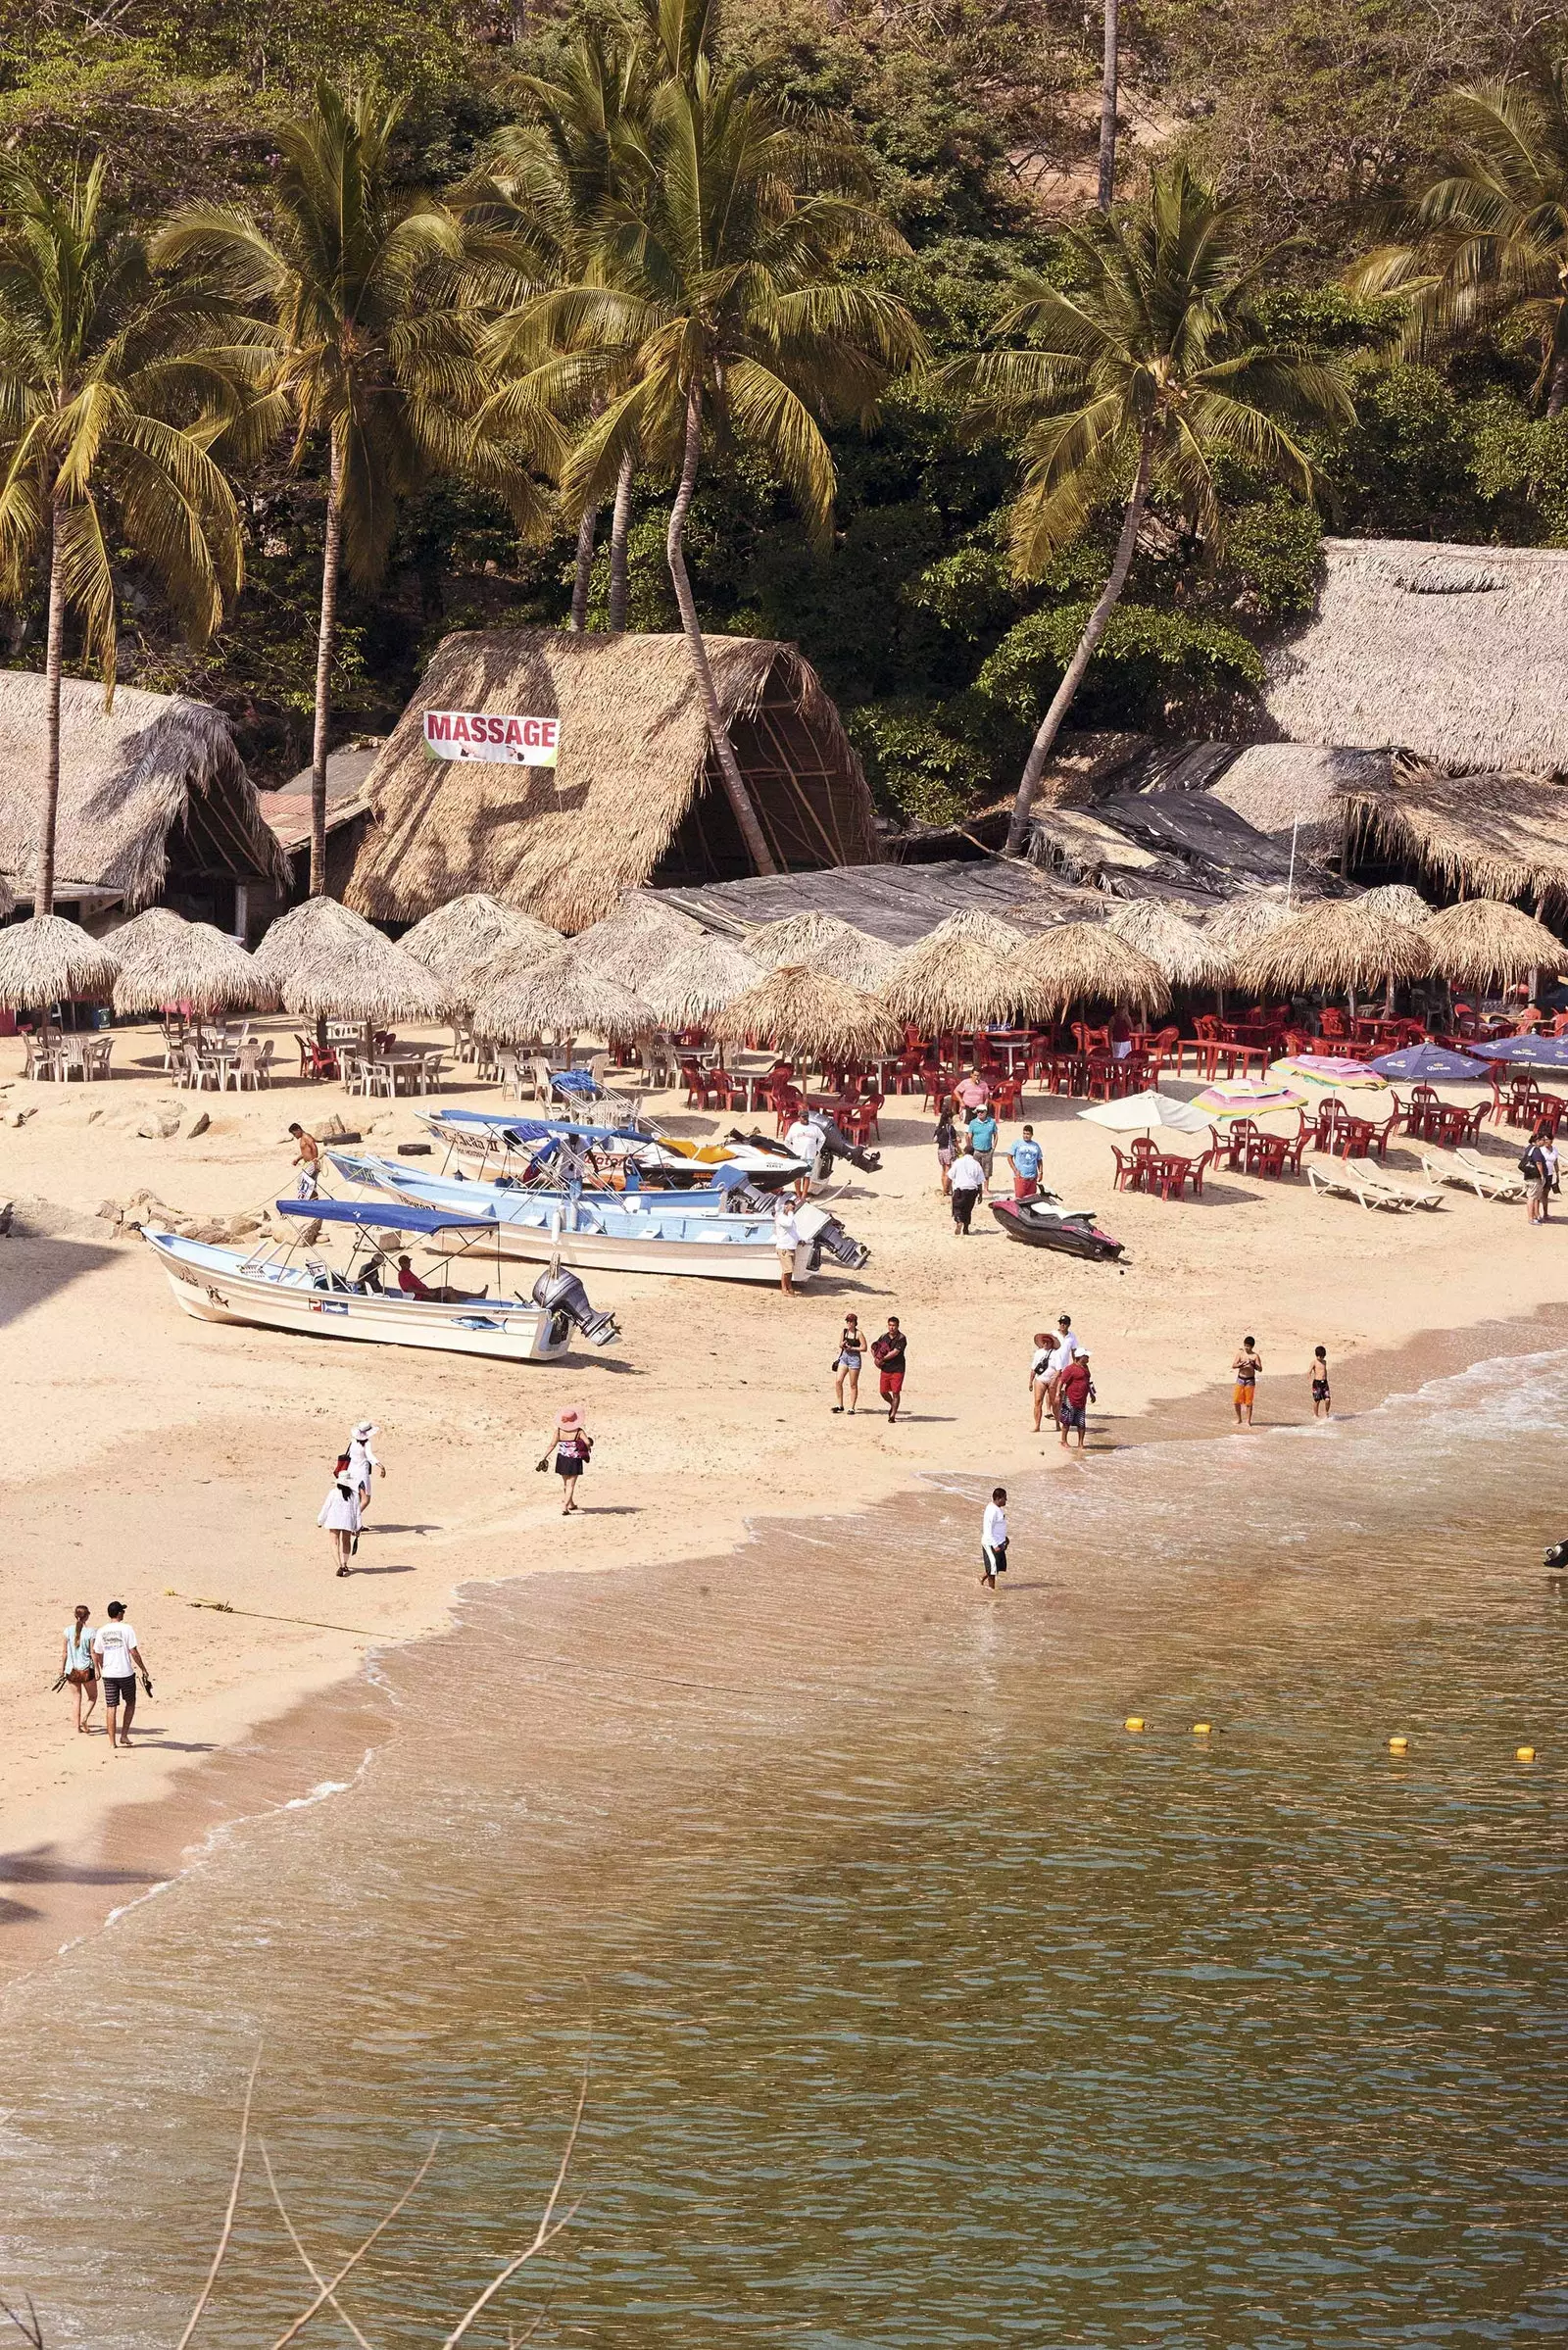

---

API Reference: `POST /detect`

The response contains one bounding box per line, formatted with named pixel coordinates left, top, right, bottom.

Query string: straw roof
left=470, top=945, right=654, bottom=1041
left=1234, top=899, right=1430, bottom=995
left=1203, top=744, right=1387, bottom=855
left=1003, top=923, right=1172, bottom=1018
left=1420, top=900, right=1567, bottom=989
left=346, top=629, right=877, bottom=928
left=1343, top=764, right=1568, bottom=911
left=642, top=937, right=765, bottom=1026
left=108, top=907, right=279, bottom=1016
left=0, top=675, right=284, bottom=907
left=0, top=871, right=13, bottom=919
left=252, top=896, right=451, bottom=1023
left=1103, top=899, right=1231, bottom=987
left=882, top=911, right=1027, bottom=1030
left=398, top=894, right=563, bottom=994
left=743, top=909, right=897, bottom=989
left=1356, top=883, right=1432, bottom=927
left=710, top=963, right=904, bottom=1060
left=0, top=913, right=121, bottom=1008
left=571, top=894, right=706, bottom=987
left=1200, top=886, right=1302, bottom=954
left=1264, top=538, right=1568, bottom=773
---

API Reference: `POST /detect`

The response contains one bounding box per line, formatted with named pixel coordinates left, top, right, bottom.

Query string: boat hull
left=144, top=1233, right=572, bottom=1359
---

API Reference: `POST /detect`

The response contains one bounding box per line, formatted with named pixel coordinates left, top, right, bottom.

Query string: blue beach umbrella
left=1370, top=1043, right=1497, bottom=1082
left=1466, top=1034, right=1568, bottom=1068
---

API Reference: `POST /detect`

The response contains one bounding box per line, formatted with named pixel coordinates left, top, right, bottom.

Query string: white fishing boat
left=143, top=1199, right=622, bottom=1361
left=328, top=1151, right=868, bottom=1286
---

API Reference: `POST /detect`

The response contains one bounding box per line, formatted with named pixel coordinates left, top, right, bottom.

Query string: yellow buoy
left=1192, top=1721, right=1212, bottom=1737
left=1388, top=1735, right=1409, bottom=1754
left=1516, top=1745, right=1537, bottom=1763
left=1124, top=1716, right=1146, bottom=1733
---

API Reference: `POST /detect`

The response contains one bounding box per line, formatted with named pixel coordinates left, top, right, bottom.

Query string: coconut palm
left=0, top=156, right=243, bottom=914
left=498, top=46, right=926, bottom=875
left=954, top=161, right=1354, bottom=857
left=156, top=83, right=560, bottom=896
left=1349, top=67, right=1568, bottom=416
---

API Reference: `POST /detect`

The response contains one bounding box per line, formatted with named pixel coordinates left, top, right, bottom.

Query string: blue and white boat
left=419, top=1107, right=808, bottom=1193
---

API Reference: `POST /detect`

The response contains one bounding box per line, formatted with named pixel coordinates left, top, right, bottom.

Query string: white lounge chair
left=1424, top=1148, right=1526, bottom=1203
left=1308, top=1160, right=1409, bottom=1211
left=1348, top=1157, right=1443, bottom=1210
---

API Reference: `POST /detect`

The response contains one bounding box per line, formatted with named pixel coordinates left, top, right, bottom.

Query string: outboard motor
left=529, top=1266, right=620, bottom=1347
left=794, top=1200, right=869, bottom=1270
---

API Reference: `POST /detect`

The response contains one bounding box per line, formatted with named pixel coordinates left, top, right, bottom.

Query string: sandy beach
left=4, top=1014, right=1566, bottom=1978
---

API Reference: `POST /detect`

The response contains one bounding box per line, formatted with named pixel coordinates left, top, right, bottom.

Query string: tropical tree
left=156, top=83, right=560, bottom=895
left=955, top=161, right=1354, bottom=857
left=1349, top=67, right=1568, bottom=416
left=497, top=34, right=926, bottom=873
left=0, top=156, right=243, bottom=915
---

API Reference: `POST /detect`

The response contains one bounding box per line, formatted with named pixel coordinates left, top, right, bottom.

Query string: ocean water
left=3, top=1351, right=1567, bottom=2348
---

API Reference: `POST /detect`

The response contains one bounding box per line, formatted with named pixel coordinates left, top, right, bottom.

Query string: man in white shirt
left=773, top=1199, right=802, bottom=1295
left=949, top=1143, right=985, bottom=1235
left=92, top=1601, right=149, bottom=1750
left=981, top=1488, right=1008, bottom=1589
left=783, top=1113, right=823, bottom=1196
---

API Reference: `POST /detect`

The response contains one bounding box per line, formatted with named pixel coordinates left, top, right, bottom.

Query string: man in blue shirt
left=1006, top=1123, right=1044, bottom=1199
left=965, top=1105, right=999, bottom=1183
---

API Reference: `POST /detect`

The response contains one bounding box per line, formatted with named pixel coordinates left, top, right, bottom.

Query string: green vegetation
left=0, top=0, right=1564, bottom=852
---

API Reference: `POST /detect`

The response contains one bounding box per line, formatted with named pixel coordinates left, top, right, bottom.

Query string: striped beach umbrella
left=1192, top=1077, right=1308, bottom=1121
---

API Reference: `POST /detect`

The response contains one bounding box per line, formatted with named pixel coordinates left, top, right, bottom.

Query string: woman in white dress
left=318, top=1453, right=363, bottom=1575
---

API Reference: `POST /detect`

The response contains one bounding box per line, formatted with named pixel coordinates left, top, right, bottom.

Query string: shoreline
left=7, top=1287, right=1567, bottom=1992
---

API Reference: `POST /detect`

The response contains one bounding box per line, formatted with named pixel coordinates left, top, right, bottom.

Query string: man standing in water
left=1233, top=1336, right=1262, bottom=1427
left=92, top=1602, right=150, bottom=1752
left=981, top=1488, right=1008, bottom=1588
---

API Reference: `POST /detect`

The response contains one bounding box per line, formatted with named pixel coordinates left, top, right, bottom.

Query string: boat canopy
left=274, top=1198, right=506, bottom=1237
left=428, top=1108, right=652, bottom=1142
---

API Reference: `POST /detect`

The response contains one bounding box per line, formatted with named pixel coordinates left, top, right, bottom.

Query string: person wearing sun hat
left=547, top=1406, right=593, bottom=1514
left=347, top=1421, right=384, bottom=1512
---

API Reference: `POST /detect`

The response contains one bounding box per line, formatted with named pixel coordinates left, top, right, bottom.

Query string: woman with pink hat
left=549, top=1406, right=593, bottom=1513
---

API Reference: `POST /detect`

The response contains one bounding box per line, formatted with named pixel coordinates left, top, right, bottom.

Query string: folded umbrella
left=1192, top=1077, right=1308, bottom=1120
left=1268, top=1053, right=1389, bottom=1095
left=1077, top=1090, right=1210, bottom=1136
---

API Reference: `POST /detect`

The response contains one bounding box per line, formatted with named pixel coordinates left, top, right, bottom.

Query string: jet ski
left=990, top=1189, right=1124, bottom=1262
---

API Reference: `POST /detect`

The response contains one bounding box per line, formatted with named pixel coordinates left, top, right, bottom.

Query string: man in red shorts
left=871, top=1316, right=907, bottom=1423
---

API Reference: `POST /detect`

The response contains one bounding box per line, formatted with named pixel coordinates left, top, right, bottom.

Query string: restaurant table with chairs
left=22, top=1033, right=114, bottom=1082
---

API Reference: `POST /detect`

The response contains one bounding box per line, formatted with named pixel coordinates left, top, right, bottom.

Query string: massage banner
left=422, top=710, right=560, bottom=766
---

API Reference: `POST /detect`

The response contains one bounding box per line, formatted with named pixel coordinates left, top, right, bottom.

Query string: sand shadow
left=0, top=1231, right=123, bottom=1327
left=0, top=1842, right=164, bottom=1899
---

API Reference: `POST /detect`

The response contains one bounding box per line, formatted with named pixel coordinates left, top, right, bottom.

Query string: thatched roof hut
left=1263, top=539, right=1568, bottom=774
left=107, top=907, right=279, bottom=1016
left=710, top=964, right=903, bottom=1061
left=1004, top=925, right=1172, bottom=1019
left=1234, top=900, right=1430, bottom=996
left=252, top=897, right=450, bottom=1024
left=571, top=895, right=705, bottom=988
left=883, top=911, right=1027, bottom=1031
left=0, top=675, right=285, bottom=917
left=0, top=913, right=121, bottom=1008
left=1420, top=901, right=1567, bottom=990
left=471, top=946, right=654, bottom=1044
left=1342, top=764, right=1568, bottom=913
left=1103, top=899, right=1231, bottom=987
left=746, top=909, right=898, bottom=990
left=1200, top=744, right=1390, bottom=858
left=399, top=895, right=563, bottom=994
left=642, top=937, right=765, bottom=1027
left=345, top=629, right=878, bottom=929
left=656, top=857, right=1102, bottom=945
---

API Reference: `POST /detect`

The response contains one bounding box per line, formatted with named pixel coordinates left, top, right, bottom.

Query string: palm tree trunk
left=569, top=503, right=597, bottom=631
left=1098, top=0, right=1120, bottom=210
left=666, top=383, right=777, bottom=876
left=608, top=453, right=634, bottom=633
left=1004, top=431, right=1154, bottom=859
left=36, top=510, right=67, bottom=919
left=310, top=438, right=345, bottom=899
left=1548, top=351, right=1568, bottom=418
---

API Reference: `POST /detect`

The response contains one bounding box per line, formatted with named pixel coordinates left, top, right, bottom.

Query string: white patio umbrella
left=1077, top=1090, right=1211, bottom=1136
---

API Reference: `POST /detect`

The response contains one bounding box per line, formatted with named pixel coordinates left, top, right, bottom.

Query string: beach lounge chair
left=1424, top=1148, right=1526, bottom=1203
left=1307, top=1161, right=1409, bottom=1211
left=1347, top=1157, right=1444, bottom=1209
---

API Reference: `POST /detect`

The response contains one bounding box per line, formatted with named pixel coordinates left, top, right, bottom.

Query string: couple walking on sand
left=318, top=1422, right=385, bottom=1573
left=1029, top=1315, right=1092, bottom=1450
left=56, top=1601, right=151, bottom=1749
left=832, top=1314, right=906, bottom=1421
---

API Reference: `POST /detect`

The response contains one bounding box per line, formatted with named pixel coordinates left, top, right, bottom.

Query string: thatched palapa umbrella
left=472, top=945, right=654, bottom=1044
left=1103, top=899, right=1232, bottom=988
left=883, top=911, right=1026, bottom=1032
left=642, top=936, right=765, bottom=1028
left=1200, top=887, right=1300, bottom=955
left=0, top=915, right=120, bottom=1026
left=252, top=897, right=451, bottom=1030
left=1234, top=899, right=1429, bottom=1000
left=1421, top=899, right=1566, bottom=992
left=571, top=895, right=705, bottom=988
left=1003, top=923, right=1171, bottom=1021
left=743, top=911, right=896, bottom=991
left=1356, top=884, right=1432, bottom=928
left=399, top=895, right=563, bottom=997
left=711, top=963, right=903, bottom=1066
left=108, top=907, right=279, bottom=1017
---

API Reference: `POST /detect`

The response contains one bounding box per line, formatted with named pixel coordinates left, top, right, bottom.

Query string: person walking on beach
left=1029, top=1331, right=1054, bottom=1432
left=1522, top=1121, right=1558, bottom=1225
left=348, top=1422, right=384, bottom=1513
left=288, top=1122, right=321, bottom=1199
left=833, top=1312, right=863, bottom=1413
left=949, top=1142, right=984, bottom=1235
left=1045, top=1313, right=1085, bottom=1423
left=933, top=1100, right=958, bottom=1196
left=59, top=1604, right=98, bottom=1735
left=871, top=1317, right=906, bottom=1423
left=981, top=1488, right=1008, bottom=1589
left=548, top=1407, right=593, bottom=1512
left=1056, top=1350, right=1093, bottom=1451
left=1310, top=1346, right=1332, bottom=1419
left=964, top=1102, right=998, bottom=1187
left=772, top=1197, right=802, bottom=1294
left=1006, top=1125, right=1043, bottom=1200
left=92, top=1602, right=149, bottom=1751
left=1233, top=1337, right=1262, bottom=1428
left=318, top=1453, right=362, bottom=1574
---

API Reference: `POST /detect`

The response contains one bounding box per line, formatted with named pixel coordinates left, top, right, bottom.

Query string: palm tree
left=1349, top=67, right=1568, bottom=416
left=1098, top=0, right=1120, bottom=209
left=156, top=83, right=559, bottom=895
left=955, top=162, right=1354, bottom=857
left=0, top=157, right=243, bottom=915
left=499, top=49, right=925, bottom=873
